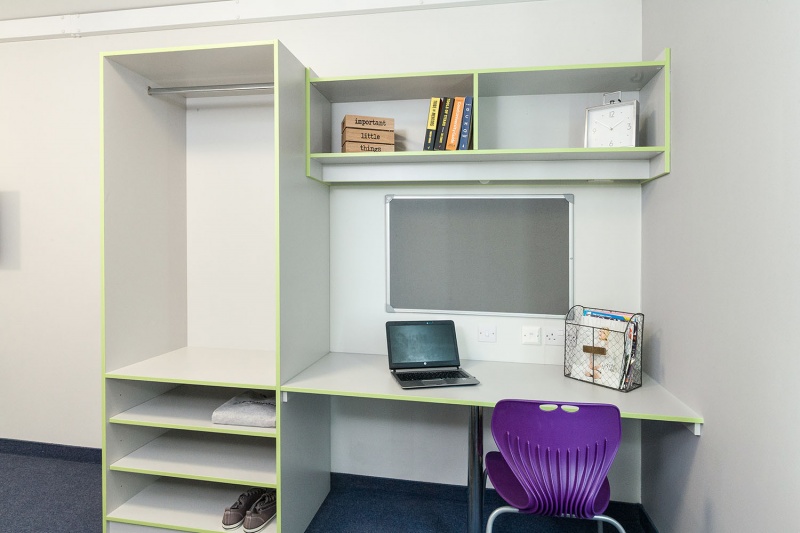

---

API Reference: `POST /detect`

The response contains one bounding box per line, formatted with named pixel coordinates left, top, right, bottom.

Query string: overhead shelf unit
left=101, top=41, right=331, bottom=533
left=306, top=50, right=670, bottom=184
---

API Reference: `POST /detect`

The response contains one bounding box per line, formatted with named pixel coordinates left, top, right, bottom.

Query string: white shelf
left=309, top=148, right=666, bottom=183
left=306, top=53, right=670, bottom=183
left=107, top=43, right=276, bottom=90
left=477, top=63, right=665, bottom=96
left=110, top=430, right=277, bottom=486
left=106, top=346, right=276, bottom=388
left=311, top=147, right=665, bottom=164
left=107, top=478, right=277, bottom=533
left=311, top=72, right=474, bottom=103
left=109, top=385, right=277, bottom=437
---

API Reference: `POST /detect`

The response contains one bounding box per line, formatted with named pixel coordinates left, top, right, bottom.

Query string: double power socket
left=478, top=325, right=565, bottom=345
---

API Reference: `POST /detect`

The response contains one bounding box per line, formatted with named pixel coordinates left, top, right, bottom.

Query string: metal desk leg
left=468, top=405, right=484, bottom=533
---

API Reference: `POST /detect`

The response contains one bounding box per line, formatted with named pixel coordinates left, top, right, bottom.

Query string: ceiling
left=0, top=0, right=222, bottom=21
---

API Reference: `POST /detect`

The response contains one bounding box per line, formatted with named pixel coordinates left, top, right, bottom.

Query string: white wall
left=330, top=183, right=642, bottom=363
left=641, top=1, right=800, bottom=531
left=0, top=0, right=644, bottom=497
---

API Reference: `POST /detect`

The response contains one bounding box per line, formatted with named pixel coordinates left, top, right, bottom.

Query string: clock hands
left=596, top=119, right=627, bottom=131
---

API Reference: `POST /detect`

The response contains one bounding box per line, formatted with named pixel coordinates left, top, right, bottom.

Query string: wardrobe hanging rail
left=147, top=82, right=274, bottom=96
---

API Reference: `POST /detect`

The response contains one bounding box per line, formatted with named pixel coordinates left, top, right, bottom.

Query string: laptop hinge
left=394, top=366, right=459, bottom=373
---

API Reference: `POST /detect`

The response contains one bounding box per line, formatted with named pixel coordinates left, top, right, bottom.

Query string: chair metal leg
left=485, top=506, right=518, bottom=533
left=595, top=514, right=626, bottom=533
left=481, top=469, right=488, bottom=532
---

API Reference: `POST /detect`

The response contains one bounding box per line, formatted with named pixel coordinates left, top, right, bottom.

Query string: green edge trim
left=309, top=69, right=475, bottom=84
left=280, top=387, right=703, bottom=425
left=664, top=48, right=671, bottom=174
left=98, top=50, right=109, bottom=533
left=108, top=467, right=277, bottom=488
left=475, top=59, right=667, bottom=76
left=310, top=146, right=666, bottom=158
left=105, top=374, right=277, bottom=389
left=620, top=411, right=703, bottom=424
left=305, top=68, right=312, bottom=178
left=308, top=59, right=667, bottom=85
left=473, top=71, right=480, bottom=150
left=281, top=387, right=495, bottom=408
left=100, top=39, right=279, bottom=59
left=273, top=42, right=283, bottom=533
left=107, top=516, right=238, bottom=533
left=108, top=418, right=277, bottom=438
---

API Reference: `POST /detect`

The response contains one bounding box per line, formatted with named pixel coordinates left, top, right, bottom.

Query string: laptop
left=386, top=320, right=480, bottom=389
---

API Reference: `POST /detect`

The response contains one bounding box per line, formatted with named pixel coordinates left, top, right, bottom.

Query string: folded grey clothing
left=212, top=390, right=276, bottom=428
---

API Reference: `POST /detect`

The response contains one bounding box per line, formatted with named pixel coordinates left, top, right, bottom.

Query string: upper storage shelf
left=306, top=50, right=670, bottom=184
left=106, top=42, right=276, bottom=97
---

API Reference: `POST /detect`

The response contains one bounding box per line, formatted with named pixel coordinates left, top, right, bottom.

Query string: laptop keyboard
left=396, top=370, right=469, bottom=382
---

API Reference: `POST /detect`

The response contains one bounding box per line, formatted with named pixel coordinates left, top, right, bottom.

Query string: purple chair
left=485, top=399, right=625, bottom=533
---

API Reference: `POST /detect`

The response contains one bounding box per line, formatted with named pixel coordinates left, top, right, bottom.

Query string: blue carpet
left=0, top=439, right=655, bottom=533
left=0, top=447, right=102, bottom=533
left=306, top=474, right=656, bottom=533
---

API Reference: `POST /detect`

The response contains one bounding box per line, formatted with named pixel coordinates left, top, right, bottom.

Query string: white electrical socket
left=478, top=324, right=497, bottom=343
left=543, top=327, right=565, bottom=345
left=521, top=326, right=541, bottom=345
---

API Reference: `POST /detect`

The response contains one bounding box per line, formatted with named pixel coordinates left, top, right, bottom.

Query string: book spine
left=458, top=96, right=473, bottom=150
left=423, top=97, right=442, bottom=151
left=445, top=97, right=465, bottom=150
left=434, top=97, right=454, bottom=150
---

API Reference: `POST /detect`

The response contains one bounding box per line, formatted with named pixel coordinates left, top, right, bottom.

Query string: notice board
left=386, top=194, right=573, bottom=317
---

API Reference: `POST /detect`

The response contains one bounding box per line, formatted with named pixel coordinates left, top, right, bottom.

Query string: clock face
left=585, top=100, right=638, bottom=148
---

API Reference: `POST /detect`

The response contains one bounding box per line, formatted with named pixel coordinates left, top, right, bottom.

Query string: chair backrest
left=490, top=399, right=622, bottom=519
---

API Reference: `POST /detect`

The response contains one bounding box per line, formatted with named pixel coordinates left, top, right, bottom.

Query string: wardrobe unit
left=101, top=41, right=330, bottom=533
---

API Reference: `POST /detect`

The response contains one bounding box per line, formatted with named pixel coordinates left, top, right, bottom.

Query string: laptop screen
left=386, top=320, right=460, bottom=370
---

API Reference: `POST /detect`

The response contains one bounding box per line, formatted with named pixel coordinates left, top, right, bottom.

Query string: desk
left=283, top=352, right=703, bottom=533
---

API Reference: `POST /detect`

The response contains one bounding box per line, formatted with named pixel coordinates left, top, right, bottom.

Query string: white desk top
left=282, top=352, right=703, bottom=426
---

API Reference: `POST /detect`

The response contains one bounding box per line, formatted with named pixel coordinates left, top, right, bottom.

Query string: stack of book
left=341, top=114, right=395, bottom=153
left=423, top=96, right=473, bottom=151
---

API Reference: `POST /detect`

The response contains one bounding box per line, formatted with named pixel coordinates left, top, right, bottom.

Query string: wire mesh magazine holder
left=564, top=305, right=644, bottom=392
left=484, top=399, right=625, bottom=533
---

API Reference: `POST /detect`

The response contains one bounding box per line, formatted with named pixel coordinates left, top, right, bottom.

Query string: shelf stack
left=341, top=114, right=395, bottom=153
left=307, top=51, right=671, bottom=182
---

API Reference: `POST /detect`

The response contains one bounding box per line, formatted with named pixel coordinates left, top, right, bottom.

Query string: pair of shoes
left=222, top=487, right=266, bottom=530
left=243, top=489, right=277, bottom=532
left=222, top=487, right=276, bottom=532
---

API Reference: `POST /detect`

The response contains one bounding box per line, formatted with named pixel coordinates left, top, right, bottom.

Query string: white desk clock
left=585, top=91, right=639, bottom=148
